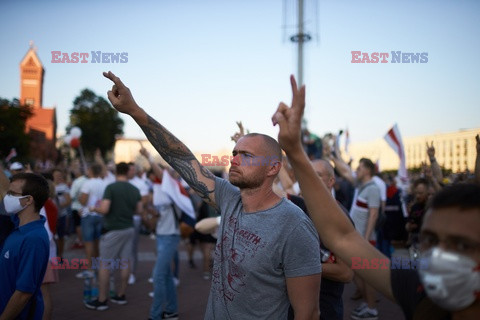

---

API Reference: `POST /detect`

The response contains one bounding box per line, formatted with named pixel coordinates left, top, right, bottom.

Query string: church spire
left=20, top=42, right=44, bottom=108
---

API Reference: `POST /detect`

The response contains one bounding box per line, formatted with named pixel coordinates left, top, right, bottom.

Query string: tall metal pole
left=297, top=0, right=304, bottom=86
left=288, top=0, right=313, bottom=125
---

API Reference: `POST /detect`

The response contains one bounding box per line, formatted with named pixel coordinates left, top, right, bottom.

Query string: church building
left=20, top=43, right=57, bottom=160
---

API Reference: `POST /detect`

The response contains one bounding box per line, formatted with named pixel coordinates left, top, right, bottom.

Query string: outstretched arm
left=103, top=71, right=216, bottom=207
left=331, top=153, right=355, bottom=184
left=139, top=147, right=164, bottom=181
left=230, top=121, right=246, bottom=143
left=272, top=75, right=394, bottom=301
left=426, top=142, right=443, bottom=182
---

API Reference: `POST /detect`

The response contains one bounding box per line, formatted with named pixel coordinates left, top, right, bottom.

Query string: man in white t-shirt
left=77, top=163, right=106, bottom=278
left=332, top=156, right=382, bottom=319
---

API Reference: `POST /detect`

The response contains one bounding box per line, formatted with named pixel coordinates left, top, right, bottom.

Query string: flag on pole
left=160, top=170, right=196, bottom=227
left=384, top=124, right=408, bottom=184
left=334, top=130, right=343, bottom=154
left=344, top=129, right=350, bottom=154
left=5, top=148, right=17, bottom=162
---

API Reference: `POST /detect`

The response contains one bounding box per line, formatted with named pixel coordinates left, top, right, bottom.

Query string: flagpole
left=78, top=145, right=88, bottom=175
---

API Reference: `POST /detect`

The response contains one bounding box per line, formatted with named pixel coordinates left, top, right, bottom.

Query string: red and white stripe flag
left=344, top=129, right=350, bottom=154
left=384, top=124, right=408, bottom=183
left=160, top=170, right=196, bottom=227
left=5, top=148, right=17, bottom=162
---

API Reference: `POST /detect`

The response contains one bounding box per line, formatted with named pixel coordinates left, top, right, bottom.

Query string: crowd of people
left=0, top=150, right=221, bottom=320
left=0, top=71, right=479, bottom=320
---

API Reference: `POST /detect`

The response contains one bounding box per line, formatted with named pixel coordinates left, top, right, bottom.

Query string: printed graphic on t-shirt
left=211, top=215, right=267, bottom=303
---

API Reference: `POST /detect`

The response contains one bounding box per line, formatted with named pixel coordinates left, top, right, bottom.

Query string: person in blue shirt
left=0, top=173, right=50, bottom=320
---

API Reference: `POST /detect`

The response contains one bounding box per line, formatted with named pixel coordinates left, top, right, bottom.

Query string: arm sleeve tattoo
left=140, top=115, right=216, bottom=204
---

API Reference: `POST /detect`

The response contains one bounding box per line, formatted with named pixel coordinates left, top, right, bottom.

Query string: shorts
left=72, top=209, right=81, bottom=227
left=81, top=215, right=103, bottom=242
left=56, top=215, right=67, bottom=238
left=100, top=227, right=135, bottom=261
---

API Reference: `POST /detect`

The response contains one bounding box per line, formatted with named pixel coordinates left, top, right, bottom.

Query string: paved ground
left=50, top=235, right=405, bottom=319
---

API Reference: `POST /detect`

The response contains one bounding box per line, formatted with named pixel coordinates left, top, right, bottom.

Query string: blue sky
left=1, top=0, right=479, bottom=154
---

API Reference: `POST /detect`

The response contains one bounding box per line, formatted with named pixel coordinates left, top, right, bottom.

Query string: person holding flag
left=139, top=147, right=195, bottom=320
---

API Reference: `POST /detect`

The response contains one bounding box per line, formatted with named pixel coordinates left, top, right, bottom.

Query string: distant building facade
left=20, top=43, right=57, bottom=160
left=347, top=128, right=479, bottom=173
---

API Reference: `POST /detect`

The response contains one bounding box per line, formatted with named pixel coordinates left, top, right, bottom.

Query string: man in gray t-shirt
left=103, top=71, right=322, bottom=320
left=205, top=177, right=321, bottom=319
left=342, top=158, right=382, bottom=319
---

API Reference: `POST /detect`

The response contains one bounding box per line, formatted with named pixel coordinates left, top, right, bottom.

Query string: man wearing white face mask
left=409, top=183, right=480, bottom=318
left=272, top=76, right=480, bottom=320
left=0, top=173, right=50, bottom=320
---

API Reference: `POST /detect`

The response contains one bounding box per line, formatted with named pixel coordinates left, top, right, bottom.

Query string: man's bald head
left=242, top=133, right=282, bottom=164
left=311, top=159, right=335, bottom=190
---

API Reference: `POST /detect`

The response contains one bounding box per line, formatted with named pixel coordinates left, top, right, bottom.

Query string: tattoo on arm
left=140, top=115, right=216, bottom=203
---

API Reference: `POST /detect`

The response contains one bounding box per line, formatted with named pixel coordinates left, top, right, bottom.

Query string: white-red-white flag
left=160, top=170, right=196, bottom=227
left=344, top=129, right=350, bottom=154
left=384, top=124, right=408, bottom=183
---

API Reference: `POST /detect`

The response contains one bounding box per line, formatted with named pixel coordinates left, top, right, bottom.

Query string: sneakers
left=202, top=272, right=211, bottom=280
left=162, top=312, right=179, bottom=320
left=351, top=306, right=378, bottom=320
left=351, top=302, right=367, bottom=317
left=76, top=270, right=94, bottom=279
left=149, top=291, right=154, bottom=298
left=128, top=273, right=136, bottom=285
left=148, top=277, right=154, bottom=283
left=110, top=295, right=127, bottom=305
left=84, top=299, right=109, bottom=311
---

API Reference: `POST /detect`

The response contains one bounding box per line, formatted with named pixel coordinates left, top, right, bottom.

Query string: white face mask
left=3, top=194, right=29, bottom=215
left=418, top=247, right=480, bottom=311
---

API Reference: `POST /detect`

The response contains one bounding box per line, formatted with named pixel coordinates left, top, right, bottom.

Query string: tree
left=69, top=89, right=124, bottom=159
left=0, top=98, right=33, bottom=161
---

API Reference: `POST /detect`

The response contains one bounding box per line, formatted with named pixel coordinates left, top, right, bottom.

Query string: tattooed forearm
left=140, top=115, right=216, bottom=203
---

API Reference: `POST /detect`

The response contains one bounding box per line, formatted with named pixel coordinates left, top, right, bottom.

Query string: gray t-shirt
left=204, top=178, right=321, bottom=320
left=350, top=180, right=381, bottom=240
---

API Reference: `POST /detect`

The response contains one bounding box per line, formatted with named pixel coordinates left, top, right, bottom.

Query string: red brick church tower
left=20, top=42, right=57, bottom=160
